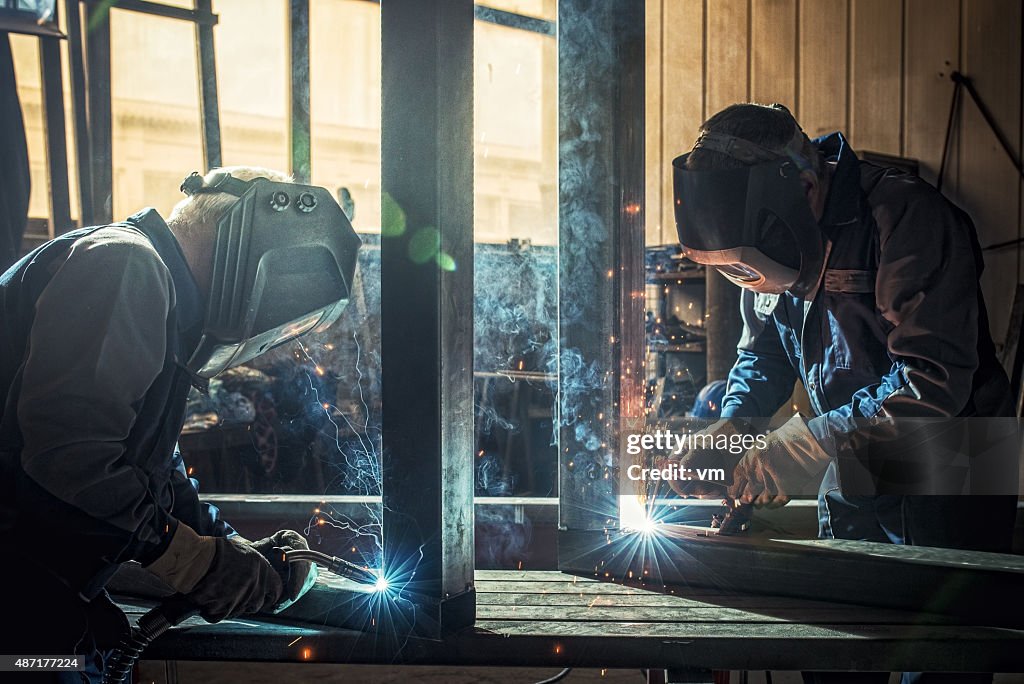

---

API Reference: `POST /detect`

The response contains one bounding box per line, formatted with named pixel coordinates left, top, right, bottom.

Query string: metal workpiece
left=557, top=527, right=1024, bottom=628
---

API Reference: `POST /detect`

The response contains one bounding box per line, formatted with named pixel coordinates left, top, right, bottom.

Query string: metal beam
left=81, top=0, right=217, bottom=26
left=64, top=0, right=94, bottom=225
left=380, top=0, right=475, bottom=635
left=556, top=0, right=645, bottom=534
left=194, top=0, right=221, bottom=170
left=84, top=0, right=112, bottom=224
left=287, top=0, right=310, bottom=183
left=38, top=35, right=73, bottom=236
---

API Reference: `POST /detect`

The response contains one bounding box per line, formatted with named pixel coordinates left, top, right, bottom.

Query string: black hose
left=101, top=597, right=197, bottom=684
left=532, top=667, right=572, bottom=684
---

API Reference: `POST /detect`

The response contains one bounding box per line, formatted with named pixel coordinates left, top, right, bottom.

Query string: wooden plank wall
left=646, top=0, right=1024, bottom=347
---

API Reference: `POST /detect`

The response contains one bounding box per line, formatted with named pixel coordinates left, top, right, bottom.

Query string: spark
left=287, top=637, right=302, bottom=647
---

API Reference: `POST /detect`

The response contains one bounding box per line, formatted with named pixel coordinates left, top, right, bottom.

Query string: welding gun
left=272, top=547, right=382, bottom=587
left=103, top=549, right=382, bottom=683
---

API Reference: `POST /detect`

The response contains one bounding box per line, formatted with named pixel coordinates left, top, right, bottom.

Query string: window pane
left=473, top=16, right=558, bottom=541
left=8, top=33, right=47, bottom=222
left=110, top=8, right=204, bottom=218
left=212, top=0, right=289, bottom=172
left=310, top=0, right=381, bottom=232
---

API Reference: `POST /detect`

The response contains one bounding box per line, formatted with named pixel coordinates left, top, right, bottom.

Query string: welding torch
left=103, top=548, right=384, bottom=683
left=275, top=547, right=384, bottom=587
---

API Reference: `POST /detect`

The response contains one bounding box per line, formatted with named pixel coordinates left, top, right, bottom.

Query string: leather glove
left=728, top=415, right=832, bottom=507
left=143, top=522, right=216, bottom=595
left=185, top=536, right=284, bottom=623
left=249, top=530, right=318, bottom=613
left=658, top=418, right=747, bottom=498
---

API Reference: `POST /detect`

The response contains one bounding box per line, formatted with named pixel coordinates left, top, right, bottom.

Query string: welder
left=0, top=166, right=361, bottom=682
left=667, top=103, right=1017, bottom=684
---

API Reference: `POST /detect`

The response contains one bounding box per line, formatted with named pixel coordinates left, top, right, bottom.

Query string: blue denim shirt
left=720, top=133, right=1011, bottom=455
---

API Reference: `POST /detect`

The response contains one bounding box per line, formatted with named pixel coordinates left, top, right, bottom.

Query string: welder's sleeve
left=720, top=290, right=798, bottom=420
left=17, top=229, right=180, bottom=559
left=169, top=446, right=236, bottom=538
left=807, top=191, right=981, bottom=451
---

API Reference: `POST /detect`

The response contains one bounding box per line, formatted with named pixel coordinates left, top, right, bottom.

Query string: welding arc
left=283, top=548, right=380, bottom=586
left=531, top=667, right=572, bottom=684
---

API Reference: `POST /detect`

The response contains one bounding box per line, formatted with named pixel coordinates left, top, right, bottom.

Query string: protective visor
left=672, top=154, right=824, bottom=297
left=184, top=174, right=362, bottom=378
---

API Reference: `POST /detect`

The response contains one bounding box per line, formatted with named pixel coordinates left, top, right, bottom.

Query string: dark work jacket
left=0, top=209, right=232, bottom=598
left=719, top=133, right=1016, bottom=550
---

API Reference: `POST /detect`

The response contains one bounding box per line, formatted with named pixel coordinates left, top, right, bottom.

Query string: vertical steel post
left=194, top=0, right=222, bottom=170
left=288, top=0, right=311, bottom=183
left=380, top=0, right=475, bottom=634
left=83, top=0, right=112, bottom=224
left=64, top=0, right=94, bottom=225
left=556, top=0, right=645, bottom=537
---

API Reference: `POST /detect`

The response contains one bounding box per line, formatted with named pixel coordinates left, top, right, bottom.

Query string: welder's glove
left=185, top=536, right=284, bottom=623
left=250, top=529, right=318, bottom=613
left=727, top=415, right=832, bottom=508
left=660, top=418, right=748, bottom=498
left=143, top=522, right=217, bottom=595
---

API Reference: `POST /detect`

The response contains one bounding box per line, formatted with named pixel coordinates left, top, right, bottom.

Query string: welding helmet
left=179, top=170, right=362, bottom=379
left=672, top=129, right=826, bottom=298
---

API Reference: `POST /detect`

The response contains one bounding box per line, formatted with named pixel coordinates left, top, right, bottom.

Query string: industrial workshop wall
left=644, top=0, right=1024, bottom=354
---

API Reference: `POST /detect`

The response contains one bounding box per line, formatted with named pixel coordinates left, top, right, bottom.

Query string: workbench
left=121, top=570, right=1024, bottom=679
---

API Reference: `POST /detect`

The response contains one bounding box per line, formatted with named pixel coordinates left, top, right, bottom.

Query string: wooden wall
left=646, top=0, right=1024, bottom=348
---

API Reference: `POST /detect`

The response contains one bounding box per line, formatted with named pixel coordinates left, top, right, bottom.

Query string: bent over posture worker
left=0, top=166, right=360, bottom=682
left=669, top=104, right=1017, bottom=684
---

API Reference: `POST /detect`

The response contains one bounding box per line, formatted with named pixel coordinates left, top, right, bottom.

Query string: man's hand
left=728, top=415, right=831, bottom=507
left=250, top=530, right=317, bottom=611
left=186, top=537, right=284, bottom=623
left=659, top=419, right=746, bottom=498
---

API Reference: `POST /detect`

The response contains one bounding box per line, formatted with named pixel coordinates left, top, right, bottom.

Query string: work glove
left=249, top=530, right=318, bottom=613
left=658, top=418, right=748, bottom=498
left=185, top=536, right=284, bottom=623
left=727, top=415, right=832, bottom=507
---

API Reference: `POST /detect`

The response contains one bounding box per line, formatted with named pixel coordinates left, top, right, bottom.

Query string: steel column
left=194, top=0, right=221, bottom=170
left=83, top=0, right=112, bottom=224
left=380, top=0, right=475, bottom=634
left=287, top=0, right=310, bottom=183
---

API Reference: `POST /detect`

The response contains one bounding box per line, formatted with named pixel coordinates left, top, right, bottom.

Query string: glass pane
left=473, top=18, right=557, bottom=566
left=8, top=33, right=47, bottom=223
left=310, top=0, right=381, bottom=232
left=212, top=0, right=289, bottom=172
left=110, top=8, right=204, bottom=219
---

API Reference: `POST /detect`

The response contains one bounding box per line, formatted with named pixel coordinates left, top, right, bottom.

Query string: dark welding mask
left=672, top=129, right=826, bottom=298
left=179, top=171, right=362, bottom=379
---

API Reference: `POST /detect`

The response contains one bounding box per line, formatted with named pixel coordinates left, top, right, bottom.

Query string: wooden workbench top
left=122, top=570, right=1024, bottom=673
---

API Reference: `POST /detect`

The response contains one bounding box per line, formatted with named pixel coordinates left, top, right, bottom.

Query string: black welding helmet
left=180, top=171, right=362, bottom=379
left=672, top=129, right=826, bottom=297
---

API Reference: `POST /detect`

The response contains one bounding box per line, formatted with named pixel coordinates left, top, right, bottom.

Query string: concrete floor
left=137, top=663, right=1024, bottom=683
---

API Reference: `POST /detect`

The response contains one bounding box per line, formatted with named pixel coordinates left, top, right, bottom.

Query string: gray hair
left=167, top=165, right=292, bottom=239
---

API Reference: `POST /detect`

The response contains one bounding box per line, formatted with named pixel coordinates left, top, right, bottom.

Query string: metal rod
left=81, top=0, right=217, bottom=26
left=84, top=0, right=112, bottom=223
left=194, top=0, right=221, bottom=169
left=287, top=0, right=310, bottom=183
left=64, top=0, right=95, bottom=224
